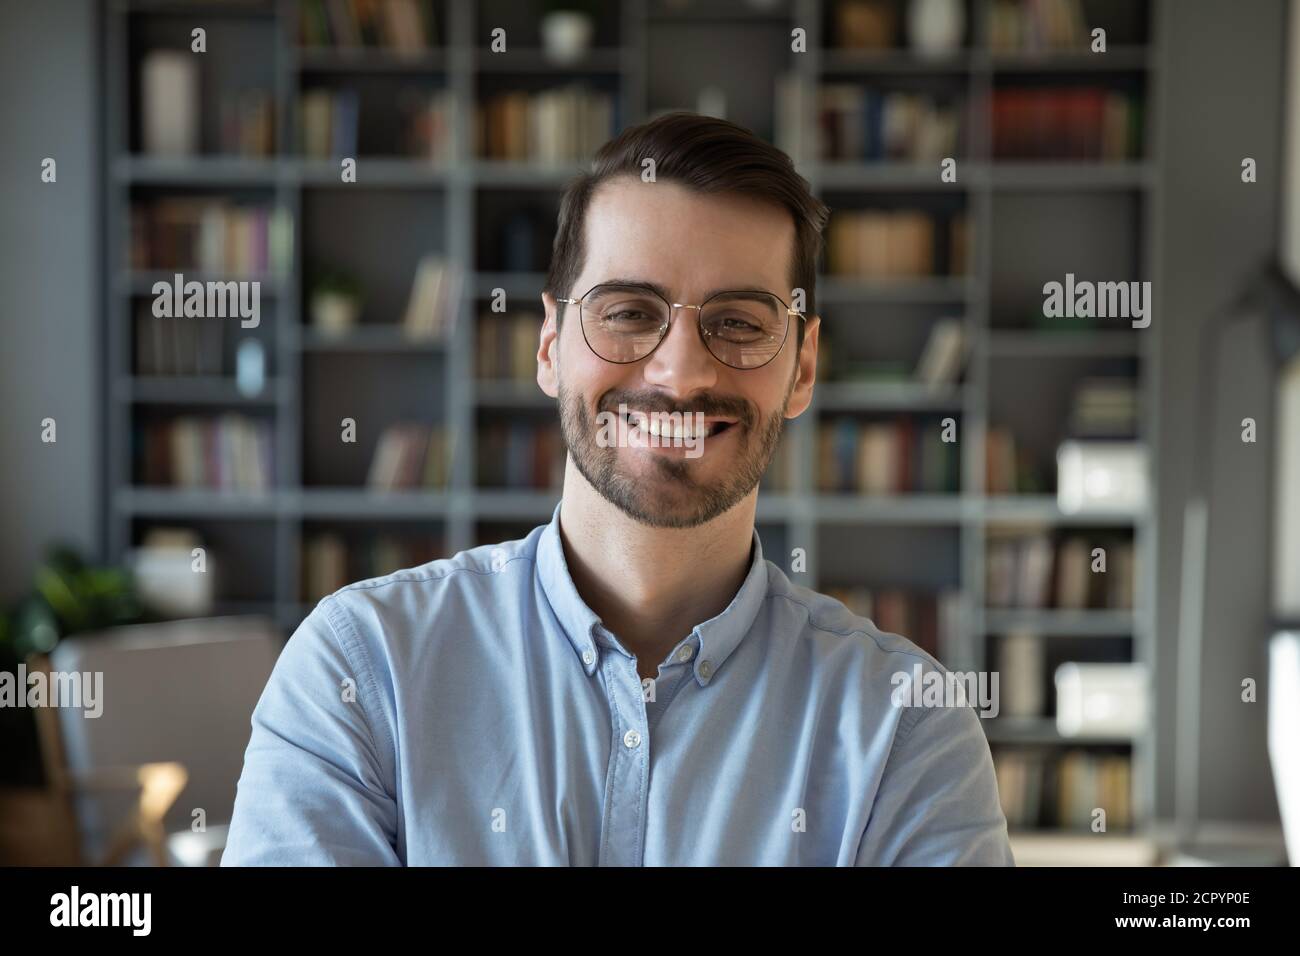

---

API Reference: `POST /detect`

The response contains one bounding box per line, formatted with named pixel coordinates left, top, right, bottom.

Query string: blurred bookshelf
left=102, top=0, right=1164, bottom=843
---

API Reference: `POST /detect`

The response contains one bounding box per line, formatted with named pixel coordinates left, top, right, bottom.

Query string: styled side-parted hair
left=544, top=111, right=830, bottom=352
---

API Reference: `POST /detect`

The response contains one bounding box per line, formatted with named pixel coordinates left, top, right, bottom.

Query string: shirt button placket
left=599, top=655, right=651, bottom=867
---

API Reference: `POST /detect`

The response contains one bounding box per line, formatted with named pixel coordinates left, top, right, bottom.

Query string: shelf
left=475, top=381, right=551, bottom=407
left=118, top=376, right=288, bottom=405
left=115, top=487, right=281, bottom=517
left=295, top=48, right=447, bottom=73
left=296, top=158, right=450, bottom=186
left=817, top=276, right=974, bottom=304
left=983, top=608, right=1136, bottom=636
left=298, top=326, right=449, bottom=352
left=819, top=49, right=972, bottom=74
left=297, top=488, right=451, bottom=518
left=473, top=48, right=627, bottom=73
left=988, top=162, right=1155, bottom=190
left=470, top=160, right=583, bottom=187
left=811, top=161, right=971, bottom=190
left=114, top=155, right=285, bottom=185
left=982, top=717, right=1134, bottom=745
left=811, top=494, right=968, bottom=524
left=815, top=381, right=965, bottom=412
left=984, top=46, right=1154, bottom=73
left=986, top=329, right=1144, bottom=357
left=471, top=489, right=562, bottom=520
left=983, top=495, right=1142, bottom=526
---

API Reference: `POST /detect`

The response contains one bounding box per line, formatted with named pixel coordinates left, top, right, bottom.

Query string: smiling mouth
left=617, top=408, right=739, bottom=440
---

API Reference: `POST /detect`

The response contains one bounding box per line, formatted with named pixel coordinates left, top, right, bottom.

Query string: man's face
left=538, top=176, right=819, bottom=529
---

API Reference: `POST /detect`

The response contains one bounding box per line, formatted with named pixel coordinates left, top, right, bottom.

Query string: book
left=401, top=255, right=462, bottom=340
left=914, top=318, right=966, bottom=385
left=141, top=50, right=198, bottom=157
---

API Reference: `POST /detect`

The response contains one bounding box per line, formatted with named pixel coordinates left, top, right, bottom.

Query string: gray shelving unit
left=103, top=0, right=1163, bottom=837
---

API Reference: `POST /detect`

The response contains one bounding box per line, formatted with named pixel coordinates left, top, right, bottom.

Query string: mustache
left=597, top=391, right=754, bottom=426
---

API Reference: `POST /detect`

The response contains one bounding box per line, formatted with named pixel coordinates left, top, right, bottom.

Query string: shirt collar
left=535, top=501, right=769, bottom=687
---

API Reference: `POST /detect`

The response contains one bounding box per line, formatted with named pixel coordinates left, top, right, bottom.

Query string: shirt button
left=699, top=660, right=714, bottom=680
left=676, top=645, right=694, bottom=663
left=623, top=729, right=642, bottom=749
left=582, top=649, right=595, bottom=666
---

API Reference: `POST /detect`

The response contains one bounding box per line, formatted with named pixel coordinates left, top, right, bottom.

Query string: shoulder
left=301, top=526, right=544, bottom=661
left=760, top=559, right=945, bottom=672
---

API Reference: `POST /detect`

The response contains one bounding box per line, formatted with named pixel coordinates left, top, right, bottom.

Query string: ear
left=784, top=314, right=820, bottom=419
left=537, top=291, right=561, bottom=399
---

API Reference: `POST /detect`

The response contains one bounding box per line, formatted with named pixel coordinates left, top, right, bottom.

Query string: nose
left=640, top=304, right=719, bottom=396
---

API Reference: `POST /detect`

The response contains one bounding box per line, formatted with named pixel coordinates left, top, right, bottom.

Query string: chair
left=1, top=615, right=281, bottom=865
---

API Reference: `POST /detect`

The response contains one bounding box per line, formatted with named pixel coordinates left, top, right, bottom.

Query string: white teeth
left=620, top=410, right=714, bottom=440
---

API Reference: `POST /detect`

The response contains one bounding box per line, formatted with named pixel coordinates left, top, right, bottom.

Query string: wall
left=0, top=0, right=102, bottom=601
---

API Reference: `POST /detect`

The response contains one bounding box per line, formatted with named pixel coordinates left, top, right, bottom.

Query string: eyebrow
left=594, top=277, right=784, bottom=304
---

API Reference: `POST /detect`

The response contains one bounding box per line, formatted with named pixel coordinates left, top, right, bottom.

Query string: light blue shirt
left=223, top=503, right=1014, bottom=866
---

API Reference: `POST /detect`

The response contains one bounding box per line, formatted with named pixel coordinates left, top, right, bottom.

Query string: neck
left=558, top=461, right=756, bottom=680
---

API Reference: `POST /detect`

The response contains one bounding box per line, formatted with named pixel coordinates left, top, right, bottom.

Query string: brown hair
left=543, top=111, right=830, bottom=352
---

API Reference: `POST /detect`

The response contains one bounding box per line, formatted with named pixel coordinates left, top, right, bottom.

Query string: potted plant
left=540, top=0, right=599, bottom=65
left=0, top=547, right=145, bottom=787
left=309, top=267, right=363, bottom=337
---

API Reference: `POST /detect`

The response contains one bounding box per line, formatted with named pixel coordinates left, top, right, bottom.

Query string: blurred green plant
left=0, top=546, right=144, bottom=660
left=308, top=265, right=363, bottom=300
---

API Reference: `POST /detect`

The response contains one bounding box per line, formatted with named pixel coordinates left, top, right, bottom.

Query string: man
left=223, top=112, right=1014, bottom=866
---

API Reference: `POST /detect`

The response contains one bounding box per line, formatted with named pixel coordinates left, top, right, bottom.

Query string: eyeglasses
left=557, top=282, right=806, bottom=370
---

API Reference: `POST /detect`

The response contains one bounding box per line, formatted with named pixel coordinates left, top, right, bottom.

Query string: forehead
left=579, top=176, right=795, bottom=297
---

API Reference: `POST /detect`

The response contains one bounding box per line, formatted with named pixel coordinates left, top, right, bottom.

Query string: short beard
left=557, top=376, right=791, bottom=530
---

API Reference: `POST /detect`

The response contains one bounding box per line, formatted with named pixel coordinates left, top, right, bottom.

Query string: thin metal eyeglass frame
left=556, top=282, right=807, bottom=371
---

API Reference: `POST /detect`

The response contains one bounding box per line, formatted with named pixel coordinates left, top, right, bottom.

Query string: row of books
left=986, top=531, right=1136, bottom=609
left=402, top=255, right=463, bottom=339
left=300, top=89, right=360, bottom=158
left=218, top=90, right=275, bottom=158
left=366, top=423, right=455, bottom=490
left=985, top=426, right=1047, bottom=495
left=133, top=313, right=225, bottom=377
left=1070, top=378, right=1138, bottom=439
left=817, top=417, right=961, bottom=494
left=476, top=86, right=616, bottom=163
left=829, top=0, right=911, bottom=50
left=130, top=200, right=292, bottom=277
left=986, top=0, right=1092, bottom=54
left=477, top=420, right=564, bottom=489
left=816, top=317, right=967, bottom=386
left=992, top=88, right=1143, bottom=160
left=300, top=87, right=456, bottom=161
left=992, top=630, right=1047, bottom=719
left=303, top=532, right=444, bottom=601
left=820, top=588, right=961, bottom=662
left=476, top=311, right=540, bottom=382
left=994, top=749, right=1133, bottom=831
left=826, top=210, right=968, bottom=278
left=816, top=86, right=964, bottom=163
left=135, top=415, right=273, bottom=491
left=298, top=0, right=435, bottom=51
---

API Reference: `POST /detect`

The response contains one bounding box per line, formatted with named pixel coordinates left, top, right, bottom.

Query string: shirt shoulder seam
left=317, top=594, right=398, bottom=781
left=765, top=590, right=941, bottom=666
left=331, top=554, right=536, bottom=595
